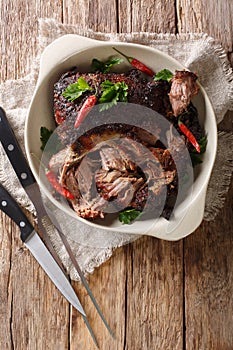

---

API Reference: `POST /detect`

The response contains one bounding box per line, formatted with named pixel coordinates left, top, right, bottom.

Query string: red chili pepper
left=74, top=95, right=97, bottom=128
left=112, top=47, right=155, bottom=77
left=178, top=119, right=201, bottom=153
left=46, top=170, right=75, bottom=199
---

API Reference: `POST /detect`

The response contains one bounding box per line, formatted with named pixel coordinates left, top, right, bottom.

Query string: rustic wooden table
left=0, top=1, right=232, bottom=349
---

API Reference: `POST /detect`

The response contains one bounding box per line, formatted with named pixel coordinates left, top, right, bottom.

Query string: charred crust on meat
left=50, top=67, right=204, bottom=221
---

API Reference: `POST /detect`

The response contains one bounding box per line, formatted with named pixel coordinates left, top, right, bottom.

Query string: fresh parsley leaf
left=40, top=127, right=53, bottom=151
left=119, top=209, right=141, bottom=224
left=190, top=153, right=203, bottom=167
left=62, top=77, right=92, bottom=101
left=119, top=82, right=128, bottom=102
left=99, top=80, right=128, bottom=111
left=40, top=127, right=63, bottom=156
left=92, top=57, right=123, bottom=73
left=101, top=80, right=115, bottom=88
left=190, top=135, right=207, bottom=167
left=154, top=69, right=173, bottom=82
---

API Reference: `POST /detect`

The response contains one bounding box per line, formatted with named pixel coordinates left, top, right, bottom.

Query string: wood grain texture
left=62, top=0, right=117, bottom=32
left=179, top=2, right=233, bottom=348
left=70, top=247, right=127, bottom=349
left=0, top=214, right=13, bottom=350
left=124, top=237, right=183, bottom=350
left=118, top=0, right=177, bottom=33
left=0, top=0, right=62, bottom=81
left=0, top=0, right=232, bottom=349
left=184, top=181, right=233, bottom=350
left=177, top=0, right=233, bottom=53
left=0, top=216, right=70, bottom=350
left=0, top=1, right=69, bottom=349
left=69, top=237, right=183, bottom=350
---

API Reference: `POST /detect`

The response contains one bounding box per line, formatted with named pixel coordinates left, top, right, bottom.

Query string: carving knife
left=0, top=182, right=86, bottom=317
left=0, top=106, right=113, bottom=342
left=0, top=107, right=66, bottom=274
left=0, top=107, right=100, bottom=347
left=0, top=183, right=100, bottom=348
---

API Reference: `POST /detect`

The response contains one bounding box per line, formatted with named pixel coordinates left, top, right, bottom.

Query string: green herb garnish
left=62, top=77, right=92, bottom=101
left=92, top=57, right=123, bottom=73
left=118, top=208, right=141, bottom=224
left=40, top=126, right=62, bottom=155
left=40, top=127, right=53, bottom=151
left=154, top=69, right=173, bottom=82
left=190, top=135, right=207, bottom=167
left=99, top=80, right=128, bottom=111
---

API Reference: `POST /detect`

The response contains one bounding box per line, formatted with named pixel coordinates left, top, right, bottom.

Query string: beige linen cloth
left=0, top=18, right=232, bottom=280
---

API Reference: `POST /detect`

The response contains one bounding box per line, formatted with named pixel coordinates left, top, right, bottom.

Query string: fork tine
left=55, top=225, right=115, bottom=339
left=82, top=315, right=99, bottom=349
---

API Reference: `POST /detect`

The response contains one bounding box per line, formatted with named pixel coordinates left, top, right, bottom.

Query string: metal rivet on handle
left=1, top=200, right=7, bottom=207
left=8, top=144, right=14, bottom=151
left=19, top=221, right=26, bottom=227
left=21, top=173, right=27, bottom=180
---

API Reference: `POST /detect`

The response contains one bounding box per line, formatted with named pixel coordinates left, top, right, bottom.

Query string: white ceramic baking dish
left=25, top=34, right=217, bottom=240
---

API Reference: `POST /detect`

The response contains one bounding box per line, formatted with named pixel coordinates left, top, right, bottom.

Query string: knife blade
left=0, top=106, right=113, bottom=341
left=0, top=107, right=66, bottom=274
left=0, top=182, right=86, bottom=317
left=46, top=207, right=115, bottom=339
left=0, top=183, right=100, bottom=347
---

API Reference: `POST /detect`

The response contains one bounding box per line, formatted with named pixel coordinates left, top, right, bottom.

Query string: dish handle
left=145, top=184, right=208, bottom=241
left=38, top=34, right=100, bottom=83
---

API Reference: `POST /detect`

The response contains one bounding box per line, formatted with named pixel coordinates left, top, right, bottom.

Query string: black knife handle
left=0, top=183, right=34, bottom=242
left=0, top=107, right=35, bottom=188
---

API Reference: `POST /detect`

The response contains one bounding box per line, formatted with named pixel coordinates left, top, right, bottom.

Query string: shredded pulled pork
left=49, top=126, right=177, bottom=220
left=169, top=70, right=199, bottom=117
left=48, top=67, right=204, bottom=222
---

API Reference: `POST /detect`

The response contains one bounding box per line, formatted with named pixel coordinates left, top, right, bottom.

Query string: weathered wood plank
left=177, top=2, right=233, bottom=348
left=0, top=214, right=14, bottom=350
left=62, top=0, right=118, bottom=33
left=62, top=2, right=125, bottom=349
left=184, top=181, right=233, bottom=350
left=118, top=0, right=177, bottom=33
left=1, top=1, right=233, bottom=349
left=0, top=1, right=70, bottom=349
left=0, top=0, right=62, bottom=81
left=0, top=215, right=70, bottom=350
left=94, top=2, right=183, bottom=347
left=70, top=247, right=127, bottom=349
left=177, top=0, right=233, bottom=53
left=70, top=237, right=184, bottom=350
left=124, top=236, right=184, bottom=349
left=63, top=2, right=184, bottom=348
